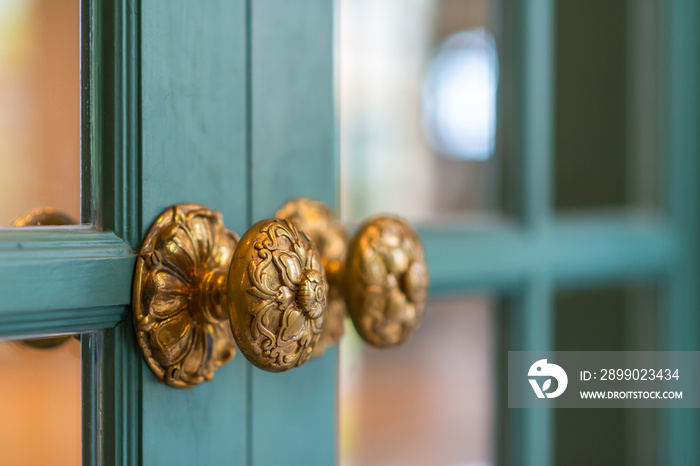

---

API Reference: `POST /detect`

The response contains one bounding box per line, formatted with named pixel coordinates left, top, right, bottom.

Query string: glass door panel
left=0, top=334, right=82, bottom=466
left=0, top=0, right=83, bottom=226
left=338, top=0, right=506, bottom=223
left=340, top=296, right=498, bottom=466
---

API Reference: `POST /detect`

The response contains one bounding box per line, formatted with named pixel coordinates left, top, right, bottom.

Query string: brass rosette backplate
left=133, top=204, right=238, bottom=388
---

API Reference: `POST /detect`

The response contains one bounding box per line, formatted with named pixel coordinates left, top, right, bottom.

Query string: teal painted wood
left=663, top=0, right=700, bottom=464
left=521, top=0, right=555, bottom=233
left=88, top=1, right=143, bottom=463
left=80, top=0, right=94, bottom=225
left=501, top=279, right=553, bottom=466
left=140, top=0, right=248, bottom=464
left=249, top=1, right=337, bottom=465
left=0, top=230, right=128, bottom=248
left=83, top=330, right=106, bottom=466
left=422, top=216, right=676, bottom=294
left=249, top=0, right=337, bottom=220
left=81, top=320, right=141, bottom=466
left=0, top=251, right=134, bottom=314
left=92, top=0, right=142, bottom=248
left=519, top=0, right=556, bottom=463
left=499, top=1, right=556, bottom=464
left=0, top=307, right=123, bottom=338
left=518, top=278, right=554, bottom=466
left=0, top=230, right=133, bottom=314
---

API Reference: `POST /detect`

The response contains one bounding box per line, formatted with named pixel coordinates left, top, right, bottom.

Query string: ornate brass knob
left=276, top=200, right=348, bottom=355
left=133, top=203, right=327, bottom=387
left=276, top=199, right=429, bottom=350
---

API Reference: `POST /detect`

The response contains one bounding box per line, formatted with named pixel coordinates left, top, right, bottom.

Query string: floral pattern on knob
left=276, top=198, right=348, bottom=356
left=345, top=216, right=429, bottom=347
left=228, top=218, right=326, bottom=371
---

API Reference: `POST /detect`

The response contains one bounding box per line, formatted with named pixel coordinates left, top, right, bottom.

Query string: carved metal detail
left=133, top=204, right=237, bottom=387
left=276, top=198, right=348, bottom=356
left=228, top=218, right=326, bottom=371
left=345, top=216, right=429, bottom=347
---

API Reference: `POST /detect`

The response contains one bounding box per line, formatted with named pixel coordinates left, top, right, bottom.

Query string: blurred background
left=338, top=0, right=665, bottom=465
left=337, top=3, right=500, bottom=463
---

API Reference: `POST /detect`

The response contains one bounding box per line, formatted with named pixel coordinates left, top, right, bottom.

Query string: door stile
left=248, top=1, right=337, bottom=465
left=138, top=0, right=249, bottom=464
left=663, top=0, right=700, bottom=464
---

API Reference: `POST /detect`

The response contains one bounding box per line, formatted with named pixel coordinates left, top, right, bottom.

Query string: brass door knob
left=276, top=198, right=429, bottom=351
left=133, top=203, right=327, bottom=387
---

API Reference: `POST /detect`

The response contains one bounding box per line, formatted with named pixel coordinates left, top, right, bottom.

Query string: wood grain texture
left=140, top=0, right=248, bottom=464
left=249, top=1, right=337, bottom=464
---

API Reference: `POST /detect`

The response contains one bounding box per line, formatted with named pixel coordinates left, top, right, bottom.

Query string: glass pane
left=554, top=0, right=663, bottom=212
left=0, top=334, right=82, bottom=465
left=340, top=296, right=496, bottom=465
left=0, top=0, right=82, bottom=226
left=339, top=0, right=505, bottom=224
left=555, top=284, right=660, bottom=465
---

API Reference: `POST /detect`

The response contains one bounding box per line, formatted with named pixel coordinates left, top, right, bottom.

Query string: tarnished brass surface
left=12, top=208, right=76, bottom=349
left=345, top=216, right=429, bottom=347
left=11, top=207, right=77, bottom=227
left=133, top=204, right=237, bottom=387
left=228, top=218, right=326, bottom=371
left=276, top=198, right=348, bottom=356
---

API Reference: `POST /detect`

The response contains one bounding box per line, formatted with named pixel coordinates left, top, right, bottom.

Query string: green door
left=1, top=1, right=336, bottom=464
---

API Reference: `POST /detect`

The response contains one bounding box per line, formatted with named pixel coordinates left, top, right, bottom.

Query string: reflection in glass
left=423, top=28, right=498, bottom=162
left=0, top=0, right=81, bottom=226
left=340, top=296, right=495, bottom=466
left=0, top=334, right=81, bottom=465
left=339, top=0, right=503, bottom=223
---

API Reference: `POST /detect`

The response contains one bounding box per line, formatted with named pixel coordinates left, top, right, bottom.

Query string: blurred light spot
left=423, top=28, right=499, bottom=161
